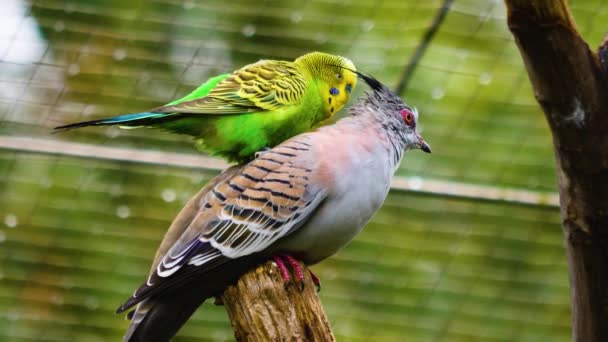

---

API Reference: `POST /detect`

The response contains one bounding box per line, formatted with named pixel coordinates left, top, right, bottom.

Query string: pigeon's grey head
left=354, top=72, right=431, bottom=154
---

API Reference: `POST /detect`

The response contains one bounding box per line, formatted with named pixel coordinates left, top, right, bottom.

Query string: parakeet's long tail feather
left=54, top=112, right=172, bottom=131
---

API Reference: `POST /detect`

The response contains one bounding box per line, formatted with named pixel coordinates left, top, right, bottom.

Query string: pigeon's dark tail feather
left=124, top=295, right=203, bottom=342
left=54, top=112, right=171, bottom=131
left=123, top=257, right=260, bottom=342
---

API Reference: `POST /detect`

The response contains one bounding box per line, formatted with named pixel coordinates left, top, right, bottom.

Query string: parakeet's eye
left=336, top=73, right=342, bottom=79
left=330, top=87, right=340, bottom=95
left=400, top=108, right=415, bottom=127
left=345, top=84, right=352, bottom=93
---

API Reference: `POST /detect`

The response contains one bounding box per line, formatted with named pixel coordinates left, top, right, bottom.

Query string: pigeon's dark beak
left=416, top=133, right=432, bottom=154
left=420, top=141, right=432, bottom=154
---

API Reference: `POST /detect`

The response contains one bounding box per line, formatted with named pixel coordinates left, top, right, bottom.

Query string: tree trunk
left=221, top=260, right=335, bottom=342
left=504, top=1, right=608, bottom=341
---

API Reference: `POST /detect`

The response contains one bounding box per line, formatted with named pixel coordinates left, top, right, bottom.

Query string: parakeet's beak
left=416, top=133, right=432, bottom=154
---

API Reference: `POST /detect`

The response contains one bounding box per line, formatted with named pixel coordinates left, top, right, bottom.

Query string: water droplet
left=431, top=87, right=445, bottom=100
left=113, top=48, right=127, bottom=61
left=212, top=331, right=230, bottom=341
left=408, top=177, right=423, bottom=190
left=39, top=176, right=52, bottom=188
left=324, top=269, right=337, bottom=280
left=64, top=3, right=75, bottom=13
left=162, top=189, right=177, bottom=203
left=105, top=127, right=120, bottom=138
left=241, top=25, right=256, bottom=37
left=67, top=63, right=80, bottom=76
left=290, top=12, right=302, bottom=23
left=7, top=310, right=20, bottom=321
left=360, top=272, right=374, bottom=284
left=4, top=214, right=17, bottom=228
left=479, top=72, right=492, bottom=85
left=139, top=71, right=151, bottom=82
left=54, top=21, right=65, bottom=32
left=360, top=20, right=375, bottom=32
left=314, top=33, right=327, bottom=44
left=85, top=297, right=99, bottom=310
left=51, top=294, right=64, bottom=305
left=189, top=172, right=205, bottom=184
left=91, top=224, right=104, bottom=235
left=116, top=205, right=130, bottom=219
left=0, top=231, right=6, bottom=243
left=82, top=105, right=97, bottom=117
left=182, top=0, right=194, bottom=9
left=110, top=184, right=122, bottom=197
left=62, top=279, right=75, bottom=289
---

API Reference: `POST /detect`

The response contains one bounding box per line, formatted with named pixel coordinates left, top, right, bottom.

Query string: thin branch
left=394, top=0, right=454, bottom=95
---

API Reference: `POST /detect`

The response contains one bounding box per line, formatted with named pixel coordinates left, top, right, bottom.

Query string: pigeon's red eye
left=400, top=109, right=415, bottom=127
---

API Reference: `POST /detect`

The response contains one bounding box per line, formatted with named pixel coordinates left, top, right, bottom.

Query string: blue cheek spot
left=330, top=87, right=340, bottom=96
left=345, top=84, right=352, bottom=93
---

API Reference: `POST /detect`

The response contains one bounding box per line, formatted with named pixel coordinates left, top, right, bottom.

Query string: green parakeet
left=56, top=52, right=357, bottom=162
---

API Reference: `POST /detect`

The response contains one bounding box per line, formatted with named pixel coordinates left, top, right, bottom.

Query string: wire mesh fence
left=3, top=0, right=606, bottom=340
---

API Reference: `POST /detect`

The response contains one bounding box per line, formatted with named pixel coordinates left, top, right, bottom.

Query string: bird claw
left=272, top=255, right=291, bottom=283
left=271, top=254, right=310, bottom=291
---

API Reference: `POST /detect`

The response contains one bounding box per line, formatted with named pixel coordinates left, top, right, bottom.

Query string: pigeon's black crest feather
left=355, top=72, right=384, bottom=92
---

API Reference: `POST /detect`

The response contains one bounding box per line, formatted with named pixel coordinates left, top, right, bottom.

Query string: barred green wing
left=154, top=60, right=308, bottom=114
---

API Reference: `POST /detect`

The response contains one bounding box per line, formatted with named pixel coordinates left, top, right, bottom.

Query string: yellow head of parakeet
left=294, top=51, right=357, bottom=119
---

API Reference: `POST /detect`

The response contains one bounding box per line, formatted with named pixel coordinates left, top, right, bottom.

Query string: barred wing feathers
left=154, top=60, right=307, bottom=115
left=117, top=137, right=325, bottom=313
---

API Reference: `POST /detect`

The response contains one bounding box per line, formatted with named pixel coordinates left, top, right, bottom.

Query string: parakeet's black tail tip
left=54, top=112, right=169, bottom=131
left=54, top=120, right=101, bottom=131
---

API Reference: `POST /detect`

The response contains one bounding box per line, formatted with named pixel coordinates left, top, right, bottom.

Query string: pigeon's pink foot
left=271, top=254, right=307, bottom=289
left=272, top=255, right=292, bottom=282
left=282, top=254, right=304, bottom=282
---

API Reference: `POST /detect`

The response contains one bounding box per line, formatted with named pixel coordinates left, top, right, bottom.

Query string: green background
left=2, top=0, right=605, bottom=340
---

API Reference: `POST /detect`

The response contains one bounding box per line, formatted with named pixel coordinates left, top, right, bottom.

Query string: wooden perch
left=221, top=260, right=335, bottom=342
left=505, top=1, right=608, bottom=341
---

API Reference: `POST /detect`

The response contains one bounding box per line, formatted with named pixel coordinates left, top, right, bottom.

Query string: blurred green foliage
left=2, top=0, right=606, bottom=340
